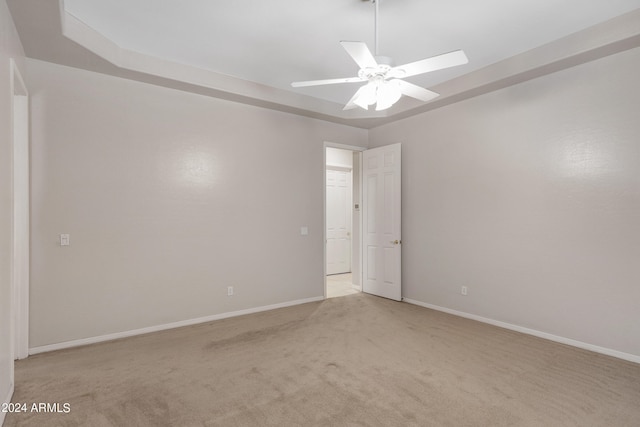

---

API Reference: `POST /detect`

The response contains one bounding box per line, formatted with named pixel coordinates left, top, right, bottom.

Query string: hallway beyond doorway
left=326, top=273, right=359, bottom=298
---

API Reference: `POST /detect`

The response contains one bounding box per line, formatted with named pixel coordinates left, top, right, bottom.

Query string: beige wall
left=27, top=58, right=367, bottom=348
left=370, top=47, right=640, bottom=358
left=0, top=0, right=25, bottom=413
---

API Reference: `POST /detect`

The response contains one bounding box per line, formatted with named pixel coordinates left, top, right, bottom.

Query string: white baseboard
left=30, top=296, right=324, bottom=355
left=1, top=382, right=14, bottom=426
left=403, top=298, right=640, bottom=365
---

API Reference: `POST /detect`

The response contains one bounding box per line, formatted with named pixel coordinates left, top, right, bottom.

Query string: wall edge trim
left=402, top=298, right=640, bottom=364
left=1, top=382, right=14, bottom=425
left=29, top=296, right=324, bottom=355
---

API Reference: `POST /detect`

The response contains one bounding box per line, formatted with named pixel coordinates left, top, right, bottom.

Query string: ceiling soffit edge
left=17, top=2, right=640, bottom=129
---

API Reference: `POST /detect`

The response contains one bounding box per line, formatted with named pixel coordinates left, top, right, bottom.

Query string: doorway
left=324, top=142, right=402, bottom=301
left=325, top=145, right=363, bottom=298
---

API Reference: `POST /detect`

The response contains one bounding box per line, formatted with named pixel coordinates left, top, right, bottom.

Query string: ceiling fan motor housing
left=359, top=56, right=395, bottom=81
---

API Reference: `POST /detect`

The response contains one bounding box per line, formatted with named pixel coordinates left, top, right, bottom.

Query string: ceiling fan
left=291, top=0, right=469, bottom=111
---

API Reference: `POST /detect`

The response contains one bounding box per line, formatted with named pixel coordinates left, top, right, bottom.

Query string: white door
left=362, top=143, right=401, bottom=301
left=326, top=168, right=352, bottom=275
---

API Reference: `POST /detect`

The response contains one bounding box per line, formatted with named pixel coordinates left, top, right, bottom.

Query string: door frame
left=323, top=142, right=365, bottom=298
left=10, top=58, right=30, bottom=361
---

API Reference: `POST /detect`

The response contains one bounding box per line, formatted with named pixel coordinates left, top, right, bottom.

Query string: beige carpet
left=6, top=294, right=640, bottom=426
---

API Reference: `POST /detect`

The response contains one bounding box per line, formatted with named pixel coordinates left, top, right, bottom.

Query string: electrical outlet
left=461, top=286, right=468, bottom=296
left=227, top=286, right=234, bottom=296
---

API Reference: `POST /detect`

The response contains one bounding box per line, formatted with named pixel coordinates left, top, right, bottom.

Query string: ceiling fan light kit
left=351, top=79, right=402, bottom=111
left=291, top=0, right=469, bottom=112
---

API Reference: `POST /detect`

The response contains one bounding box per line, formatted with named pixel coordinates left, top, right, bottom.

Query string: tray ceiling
left=8, top=0, right=640, bottom=128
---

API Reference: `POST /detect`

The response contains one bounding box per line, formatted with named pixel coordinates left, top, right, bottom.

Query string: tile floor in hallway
left=326, top=273, right=360, bottom=298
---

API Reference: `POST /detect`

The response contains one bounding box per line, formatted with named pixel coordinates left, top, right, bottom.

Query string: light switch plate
left=300, top=226, right=308, bottom=236
left=60, top=234, right=70, bottom=246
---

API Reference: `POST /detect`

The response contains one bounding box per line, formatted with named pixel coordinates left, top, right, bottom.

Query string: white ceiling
left=7, top=0, right=640, bottom=127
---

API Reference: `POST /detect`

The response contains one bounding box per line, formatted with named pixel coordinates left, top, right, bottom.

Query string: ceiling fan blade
left=394, top=80, right=440, bottom=102
left=291, top=76, right=365, bottom=88
left=390, top=50, right=468, bottom=78
left=340, top=41, right=378, bottom=70
left=291, top=77, right=367, bottom=87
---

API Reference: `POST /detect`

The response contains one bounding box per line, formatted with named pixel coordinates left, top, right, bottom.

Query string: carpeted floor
left=6, top=293, right=640, bottom=426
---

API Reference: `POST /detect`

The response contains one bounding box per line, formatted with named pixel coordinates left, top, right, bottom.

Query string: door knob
left=390, top=240, right=401, bottom=245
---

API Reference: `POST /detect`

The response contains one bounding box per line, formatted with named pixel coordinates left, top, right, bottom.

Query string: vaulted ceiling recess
left=8, top=0, right=640, bottom=127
